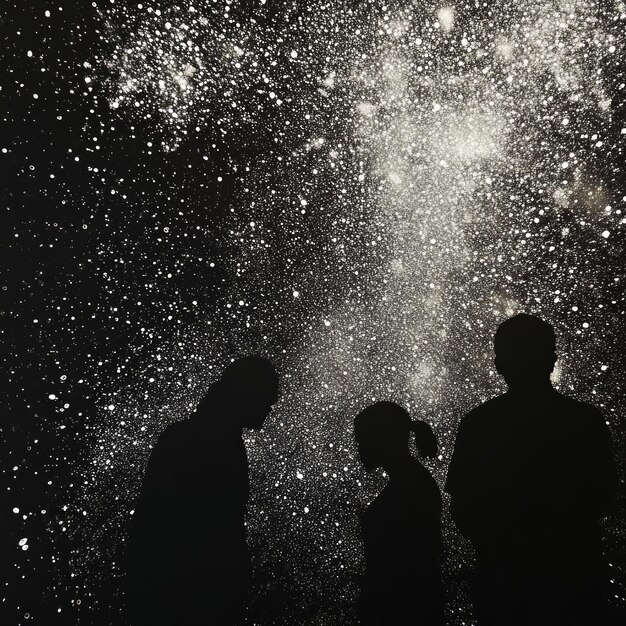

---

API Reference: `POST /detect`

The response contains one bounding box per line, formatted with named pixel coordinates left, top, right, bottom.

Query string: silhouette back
left=446, top=315, right=616, bottom=626
left=126, top=357, right=278, bottom=626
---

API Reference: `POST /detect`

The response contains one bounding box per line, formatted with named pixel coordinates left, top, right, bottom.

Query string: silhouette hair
left=494, top=313, right=556, bottom=358
left=355, top=401, right=438, bottom=459
left=196, top=355, right=278, bottom=405
left=410, top=420, right=438, bottom=458
left=219, top=355, right=278, bottom=391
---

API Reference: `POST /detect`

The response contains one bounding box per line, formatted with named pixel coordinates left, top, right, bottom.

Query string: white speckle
left=108, top=404, right=115, bottom=411
left=293, top=290, right=300, bottom=297
left=601, top=230, right=610, bottom=238
left=562, top=118, right=569, bottom=126
left=19, top=538, right=28, bottom=546
left=296, top=472, right=304, bottom=480
left=290, top=50, right=298, bottom=59
left=48, top=394, right=56, bottom=400
left=324, top=320, right=331, bottom=327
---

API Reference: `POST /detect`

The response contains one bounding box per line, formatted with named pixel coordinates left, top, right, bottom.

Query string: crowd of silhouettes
left=127, top=314, right=618, bottom=625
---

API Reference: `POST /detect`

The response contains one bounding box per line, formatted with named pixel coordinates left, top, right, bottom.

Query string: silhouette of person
left=126, top=356, right=279, bottom=626
left=354, top=401, right=445, bottom=626
left=445, top=313, right=617, bottom=626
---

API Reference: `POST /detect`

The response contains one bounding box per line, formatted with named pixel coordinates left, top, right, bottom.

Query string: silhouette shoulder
left=457, top=394, right=505, bottom=429
left=152, top=420, right=189, bottom=452
left=144, top=419, right=201, bottom=475
left=445, top=395, right=510, bottom=496
left=551, top=391, right=607, bottom=430
left=553, top=391, right=601, bottom=414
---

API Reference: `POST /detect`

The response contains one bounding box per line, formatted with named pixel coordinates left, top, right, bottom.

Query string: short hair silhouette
left=195, top=355, right=279, bottom=420
left=218, top=355, right=279, bottom=394
left=355, top=401, right=438, bottom=459
left=494, top=313, right=557, bottom=383
left=494, top=313, right=556, bottom=357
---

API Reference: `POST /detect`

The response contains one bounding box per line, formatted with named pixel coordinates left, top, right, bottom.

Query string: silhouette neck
left=383, top=451, right=415, bottom=481
left=193, top=396, right=244, bottom=435
left=506, top=378, right=554, bottom=395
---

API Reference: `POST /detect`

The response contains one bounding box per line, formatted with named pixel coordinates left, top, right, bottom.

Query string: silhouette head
left=206, top=356, right=279, bottom=429
left=354, top=401, right=438, bottom=471
left=494, top=313, right=557, bottom=391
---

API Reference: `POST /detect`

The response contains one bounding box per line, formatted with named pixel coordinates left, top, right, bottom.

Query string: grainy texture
left=1, top=2, right=624, bottom=624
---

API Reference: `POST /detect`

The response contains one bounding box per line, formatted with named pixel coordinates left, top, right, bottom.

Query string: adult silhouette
left=354, top=401, right=445, bottom=626
left=445, top=314, right=617, bottom=626
left=126, top=356, right=279, bottom=626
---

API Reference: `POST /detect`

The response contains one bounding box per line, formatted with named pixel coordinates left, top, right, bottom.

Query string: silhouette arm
left=445, top=414, right=504, bottom=548
left=131, top=429, right=180, bottom=550
left=126, top=428, right=180, bottom=615
left=583, top=411, right=619, bottom=519
left=445, top=416, right=480, bottom=541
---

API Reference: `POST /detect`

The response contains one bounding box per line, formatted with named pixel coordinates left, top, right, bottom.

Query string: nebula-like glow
left=3, top=2, right=624, bottom=624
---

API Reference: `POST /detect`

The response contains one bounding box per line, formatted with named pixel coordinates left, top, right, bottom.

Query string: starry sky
left=2, top=1, right=625, bottom=624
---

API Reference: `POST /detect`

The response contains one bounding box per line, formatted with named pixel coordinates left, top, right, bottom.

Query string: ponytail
left=410, top=420, right=438, bottom=459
